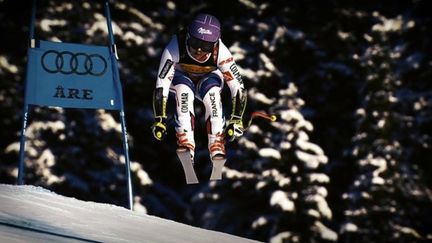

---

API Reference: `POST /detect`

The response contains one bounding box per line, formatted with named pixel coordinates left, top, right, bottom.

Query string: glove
left=151, top=119, right=167, bottom=141
left=225, top=119, right=244, bottom=142
left=152, top=87, right=168, bottom=141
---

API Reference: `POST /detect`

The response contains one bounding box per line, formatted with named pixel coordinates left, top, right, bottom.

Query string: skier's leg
left=172, top=74, right=196, bottom=157
left=198, top=73, right=226, bottom=160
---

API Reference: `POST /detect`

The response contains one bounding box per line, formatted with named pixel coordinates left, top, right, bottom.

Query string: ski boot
left=208, top=132, right=227, bottom=180
left=176, top=131, right=198, bottom=184
left=208, top=132, right=226, bottom=160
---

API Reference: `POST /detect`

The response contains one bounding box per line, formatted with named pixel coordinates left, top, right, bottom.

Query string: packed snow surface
left=0, top=184, right=260, bottom=243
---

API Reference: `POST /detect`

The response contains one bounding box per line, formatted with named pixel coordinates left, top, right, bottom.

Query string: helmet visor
left=187, top=35, right=216, bottom=53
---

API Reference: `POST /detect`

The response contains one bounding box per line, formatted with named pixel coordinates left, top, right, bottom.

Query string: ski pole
left=245, top=111, right=277, bottom=130
left=227, top=111, right=277, bottom=137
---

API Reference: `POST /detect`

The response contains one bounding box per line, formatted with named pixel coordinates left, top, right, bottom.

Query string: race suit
left=154, top=29, right=246, bottom=152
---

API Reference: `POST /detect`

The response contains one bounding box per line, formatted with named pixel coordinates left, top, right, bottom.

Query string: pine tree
left=340, top=11, right=432, bottom=242
left=191, top=83, right=336, bottom=242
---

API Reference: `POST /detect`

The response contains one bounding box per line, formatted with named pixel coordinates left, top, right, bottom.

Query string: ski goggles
left=187, top=35, right=216, bottom=53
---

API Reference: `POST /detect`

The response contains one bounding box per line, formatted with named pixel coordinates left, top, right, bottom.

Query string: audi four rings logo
left=41, top=50, right=107, bottom=76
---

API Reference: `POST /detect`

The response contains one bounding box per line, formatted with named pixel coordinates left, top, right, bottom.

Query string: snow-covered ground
left=0, top=184, right=260, bottom=243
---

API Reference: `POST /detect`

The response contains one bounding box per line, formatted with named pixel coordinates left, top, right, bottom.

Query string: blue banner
left=25, top=40, right=122, bottom=110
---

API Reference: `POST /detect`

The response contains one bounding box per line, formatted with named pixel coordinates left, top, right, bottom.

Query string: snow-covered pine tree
left=340, top=11, right=432, bottom=242
left=191, top=83, right=336, bottom=243
left=392, top=6, right=432, bottom=239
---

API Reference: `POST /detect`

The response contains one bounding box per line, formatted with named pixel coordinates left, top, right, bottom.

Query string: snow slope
left=0, top=184, right=260, bottom=243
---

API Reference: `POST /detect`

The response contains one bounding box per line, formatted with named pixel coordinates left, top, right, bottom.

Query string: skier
left=151, top=13, right=247, bottom=161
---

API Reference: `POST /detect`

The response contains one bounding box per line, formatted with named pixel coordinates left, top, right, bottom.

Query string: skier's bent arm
left=217, top=41, right=247, bottom=141
left=152, top=36, right=179, bottom=140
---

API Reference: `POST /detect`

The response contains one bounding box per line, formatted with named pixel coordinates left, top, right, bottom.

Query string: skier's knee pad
left=198, top=75, right=222, bottom=99
left=172, top=73, right=196, bottom=93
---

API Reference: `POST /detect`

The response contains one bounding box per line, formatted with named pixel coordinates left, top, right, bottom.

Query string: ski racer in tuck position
left=151, top=13, right=247, bottom=161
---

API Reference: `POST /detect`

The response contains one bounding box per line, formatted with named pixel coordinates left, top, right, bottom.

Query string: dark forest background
left=0, top=0, right=431, bottom=242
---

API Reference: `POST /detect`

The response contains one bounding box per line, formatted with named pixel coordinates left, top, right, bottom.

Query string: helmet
left=188, top=13, right=221, bottom=43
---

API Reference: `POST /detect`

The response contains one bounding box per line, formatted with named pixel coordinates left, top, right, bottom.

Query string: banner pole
left=104, top=1, right=118, bottom=59
left=17, top=106, right=30, bottom=185
left=120, top=111, right=133, bottom=210
left=29, top=0, right=37, bottom=43
left=105, top=0, right=134, bottom=210
left=18, top=0, right=37, bottom=185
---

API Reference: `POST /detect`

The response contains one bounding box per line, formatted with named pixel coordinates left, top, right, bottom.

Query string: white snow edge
left=0, top=184, right=260, bottom=243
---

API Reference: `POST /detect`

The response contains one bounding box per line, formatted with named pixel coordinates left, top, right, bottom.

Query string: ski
left=176, top=149, right=199, bottom=184
left=226, top=111, right=277, bottom=139
left=209, top=157, right=227, bottom=180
